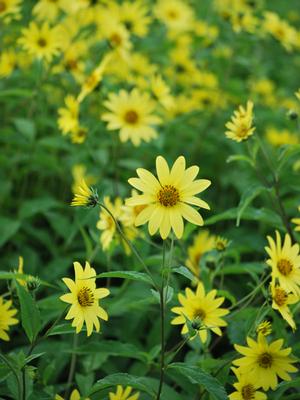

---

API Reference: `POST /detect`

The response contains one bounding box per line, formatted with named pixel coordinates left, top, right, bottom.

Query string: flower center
left=157, top=185, right=180, bottom=207
left=237, top=122, right=250, bottom=138
left=38, top=38, right=47, bottom=48
left=258, top=352, right=273, bottom=368
left=77, top=287, right=94, bottom=307
left=110, top=33, right=122, bottom=46
left=0, top=1, right=6, bottom=12
left=66, top=59, right=78, bottom=71
left=241, top=384, right=255, bottom=400
left=124, top=110, right=139, bottom=124
left=168, top=10, right=178, bottom=19
left=277, top=258, right=293, bottom=276
left=193, top=308, right=206, bottom=320
left=273, top=287, right=288, bottom=306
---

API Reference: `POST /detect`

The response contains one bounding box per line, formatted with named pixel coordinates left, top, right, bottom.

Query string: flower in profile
left=60, top=261, right=110, bottom=336
left=171, top=281, right=229, bottom=343
left=291, top=206, right=300, bottom=231
left=109, top=385, right=140, bottom=400
left=265, top=230, right=300, bottom=295
left=55, top=388, right=90, bottom=400
left=71, top=179, right=98, bottom=207
left=14, top=256, right=27, bottom=287
left=229, top=367, right=267, bottom=400
left=96, top=196, right=122, bottom=251
left=18, top=22, right=61, bottom=63
left=225, top=101, right=255, bottom=142
left=0, top=297, right=18, bottom=341
left=233, top=334, right=298, bottom=390
left=102, top=88, right=161, bottom=146
left=256, top=320, right=272, bottom=337
left=126, top=156, right=211, bottom=239
left=271, top=284, right=298, bottom=330
left=185, top=230, right=216, bottom=279
left=58, top=95, right=79, bottom=135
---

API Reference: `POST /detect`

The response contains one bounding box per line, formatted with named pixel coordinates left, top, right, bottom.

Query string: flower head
left=271, top=284, right=298, bottom=330
left=171, top=281, right=229, bottom=343
left=126, top=156, right=211, bottom=239
left=109, top=385, right=140, bottom=400
left=256, top=320, right=272, bottom=337
left=0, top=0, right=22, bottom=22
left=60, top=261, right=110, bottom=336
left=225, top=101, right=255, bottom=142
left=229, top=367, right=267, bottom=400
left=0, top=297, right=18, bottom=341
left=71, top=179, right=98, bottom=207
left=233, top=334, right=298, bottom=390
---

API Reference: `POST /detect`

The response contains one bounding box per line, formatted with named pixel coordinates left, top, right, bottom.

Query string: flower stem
left=64, top=333, right=78, bottom=399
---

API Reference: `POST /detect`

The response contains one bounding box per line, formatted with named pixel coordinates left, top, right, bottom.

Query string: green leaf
left=167, top=363, right=228, bottom=400
left=13, top=118, right=36, bottom=141
left=18, top=197, right=59, bottom=219
left=276, top=144, right=300, bottom=175
left=16, top=282, right=41, bottom=343
left=0, top=88, right=34, bottom=98
left=172, top=266, right=196, bottom=281
left=227, top=154, right=254, bottom=167
left=236, top=184, right=267, bottom=226
left=94, top=271, right=153, bottom=285
left=151, top=286, right=174, bottom=304
left=0, top=217, right=20, bottom=248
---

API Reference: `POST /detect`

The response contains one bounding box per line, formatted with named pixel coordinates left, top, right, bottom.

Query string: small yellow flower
left=109, top=385, right=140, bottom=400
left=291, top=206, right=300, bottom=232
left=0, top=49, right=17, bottom=78
left=265, top=127, right=298, bottom=147
left=55, top=388, right=90, bottom=400
left=0, top=296, right=18, bottom=341
left=154, top=0, right=195, bottom=34
left=71, top=179, right=98, bottom=207
left=229, top=367, right=267, bottom=400
left=214, top=236, right=229, bottom=252
left=271, top=284, right=298, bottom=330
left=225, top=101, right=255, bottom=142
left=58, top=95, right=79, bottom=135
left=60, top=261, right=110, bottom=336
left=256, top=320, right=272, bottom=337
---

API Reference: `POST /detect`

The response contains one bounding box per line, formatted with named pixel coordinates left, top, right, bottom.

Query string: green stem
left=64, top=333, right=78, bottom=399
left=0, top=353, right=23, bottom=399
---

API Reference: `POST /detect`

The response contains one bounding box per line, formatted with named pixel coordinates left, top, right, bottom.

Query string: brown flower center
left=273, top=287, right=288, bottom=306
left=66, top=59, right=78, bottom=71
left=168, top=10, right=178, bottom=19
left=258, top=352, right=273, bottom=368
left=37, top=38, right=47, bottom=47
left=193, top=308, right=206, bottom=320
left=110, top=33, right=122, bottom=46
left=157, top=185, right=180, bottom=207
left=277, top=258, right=293, bottom=276
left=124, top=110, right=139, bottom=124
left=77, top=287, right=94, bottom=307
left=0, top=1, right=6, bottom=12
left=241, top=384, right=255, bottom=400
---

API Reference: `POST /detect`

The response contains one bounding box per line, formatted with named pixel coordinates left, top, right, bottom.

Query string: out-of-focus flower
left=0, top=49, right=17, bottom=78
left=154, top=0, right=194, bottom=35
left=150, top=74, right=174, bottom=110
left=263, top=12, right=298, bottom=52
left=0, top=0, right=22, bottom=22
left=186, top=230, right=216, bottom=279
left=58, top=95, right=79, bottom=135
left=265, top=127, right=299, bottom=147
left=225, top=101, right=255, bottom=142
left=0, top=297, right=18, bottom=341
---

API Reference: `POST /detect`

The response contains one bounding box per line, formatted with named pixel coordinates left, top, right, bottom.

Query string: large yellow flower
left=225, top=101, right=255, bottom=142
left=18, top=22, right=61, bottom=63
left=265, top=230, right=300, bottom=295
left=60, top=261, right=110, bottom=336
left=229, top=367, right=267, bottom=400
left=186, top=230, right=216, bottom=279
left=102, top=89, right=161, bottom=146
left=126, top=156, right=211, bottom=239
left=109, top=385, right=140, bottom=400
left=0, top=296, right=18, bottom=341
left=233, top=334, right=298, bottom=390
left=171, top=281, right=229, bottom=343
left=271, top=284, right=298, bottom=330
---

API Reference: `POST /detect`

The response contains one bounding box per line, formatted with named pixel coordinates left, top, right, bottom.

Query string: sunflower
left=271, top=284, right=298, bottom=330
left=71, top=179, right=98, bottom=207
left=233, top=334, right=298, bottom=390
left=291, top=206, right=300, bottom=231
left=18, top=22, right=61, bottom=63
left=0, top=296, right=18, bottom=341
left=0, top=0, right=21, bottom=21
left=126, top=156, right=211, bottom=240
left=225, top=100, right=255, bottom=142
left=154, top=0, right=194, bottom=34
left=229, top=367, right=267, bottom=400
left=265, top=230, right=300, bottom=295
left=102, top=89, right=161, bottom=146
left=171, top=281, right=229, bottom=343
left=109, top=385, right=140, bottom=400
left=58, top=95, right=79, bottom=135
left=60, top=261, right=110, bottom=336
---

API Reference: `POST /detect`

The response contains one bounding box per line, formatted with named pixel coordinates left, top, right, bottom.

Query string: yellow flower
left=225, top=101, right=255, bottom=142
left=15, top=256, right=27, bottom=287
left=18, top=22, right=61, bottom=63
left=126, top=156, right=211, bottom=240
left=102, top=89, right=161, bottom=146
left=256, top=320, right=272, bottom=337
left=33, top=0, right=65, bottom=22
left=70, top=126, right=88, bottom=144
left=229, top=367, right=267, bottom=400
left=171, top=281, right=229, bottom=343
left=263, top=12, right=298, bottom=52
left=0, top=49, right=17, bottom=78
left=109, top=385, right=140, bottom=400
left=101, top=21, right=132, bottom=61
left=55, top=388, right=90, bottom=400
left=154, top=0, right=194, bottom=34
left=265, top=127, right=298, bottom=147
left=71, top=179, right=98, bottom=207
left=150, top=75, right=174, bottom=110
left=233, top=334, right=298, bottom=390
left=0, top=0, right=22, bottom=22
left=58, top=95, right=79, bottom=135
left=214, top=236, right=229, bottom=252
left=265, top=230, right=300, bottom=295
left=0, top=296, right=18, bottom=341
left=186, top=230, right=216, bottom=279
left=60, top=261, right=110, bottom=336
left=291, top=206, right=300, bottom=232
left=271, top=284, right=298, bottom=330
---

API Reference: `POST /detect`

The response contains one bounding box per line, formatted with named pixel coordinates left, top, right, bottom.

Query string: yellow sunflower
left=0, top=0, right=21, bottom=21
left=0, top=296, right=18, bottom=341
left=291, top=206, right=300, bottom=231
left=18, top=22, right=61, bottom=63
left=265, top=230, right=300, bottom=295
left=126, top=156, right=211, bottom=240
left=102, top=89, right=161, bottom=146
left=271, top=284, right=298, bottom=330
left=233, top=334, right=298, bottom=390
left=154, top=0, right=194, bottom=34
left=171, top=281, right=229, bottom=343
left=225, top=100, right=255, bottom=142
left=60, top=261, right=110, bottom=336
left=229, top=367, right=267, bottom=400
left=186, top=230, right=216, bottom=278
left=109, top=385, right=140, bottom=400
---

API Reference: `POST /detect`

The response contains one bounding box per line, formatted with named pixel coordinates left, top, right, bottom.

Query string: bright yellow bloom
left=229, top=367, right=267, bottom=400
left=265, top=230, right=300, bottom=295
left=70, top=126, right=88, bottom=144
left=127, top=156, right=211, bottom=239
left=58, top=95, right=79, bottom=135
left=266, top=127, right=298, bottom=147
left=291, top=206, right=300, bottom=231
left=263, top=12, right=298, bottom=52
left=60, top=261, right=110, bottom=336
left=71, top=179, right=98, bottom=207
left=109, top=385, right=140, bottom=400
left=18, top=22, right=61, bottom=63
left=0, top=49, right=17, bottom=78
left=0, top=0, right=21, bottom=21
left=55, top=388, right=90, bottom=400
left=225, top=101, right=255, bottom=142
left=100, top=21, right=132, bottom=61
left=0, top=297, right=18, bottom=341
left=33, top=0, right=65, bottom=22
left=171, top=282, right=229, bottom=343
left=256, top=320, right=272, bottom=337
left=214, top=236, right=229, bottom=252
left=233, top=334, right=298, bottom=390
left=271, top=284, right=298, bottom=331
left=186, top=230, right=216, bottom=279
left=102, top=89, right=161, bottom=146
left=154, top=0, right=194, bottom=34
